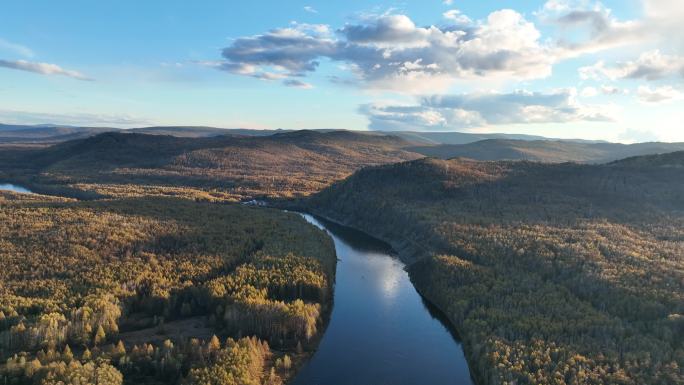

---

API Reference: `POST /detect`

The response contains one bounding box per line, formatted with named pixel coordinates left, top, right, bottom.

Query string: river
left=0, top=183, right=32, bottom=194
left=2, top=188, right=474, bottom=383
left=292, top=214, right=474, bottom=385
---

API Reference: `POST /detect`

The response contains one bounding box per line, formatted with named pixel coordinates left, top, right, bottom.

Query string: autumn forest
left=0, top=128, right=683, bottom=385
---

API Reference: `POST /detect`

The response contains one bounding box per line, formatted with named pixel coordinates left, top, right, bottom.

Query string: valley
left=1, top=129, right=683, bottom=385
left=4, top=2, right=684, bottom=384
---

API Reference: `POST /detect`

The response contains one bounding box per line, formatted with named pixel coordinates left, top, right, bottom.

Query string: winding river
left=292, top=214, right=474, bottom=385
left=1, top=187, right=474, bottom=383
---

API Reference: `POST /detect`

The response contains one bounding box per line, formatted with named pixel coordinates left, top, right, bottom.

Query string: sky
left=1, top=0, right=683, bottom=142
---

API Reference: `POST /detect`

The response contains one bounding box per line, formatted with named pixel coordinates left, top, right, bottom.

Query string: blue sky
left=1, top=0, right=683, bottom=142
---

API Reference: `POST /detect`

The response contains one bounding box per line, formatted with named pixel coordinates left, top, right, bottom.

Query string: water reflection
left=292, top=214, right=474, bottom=385
left=0, top=183, right=32, bottom=194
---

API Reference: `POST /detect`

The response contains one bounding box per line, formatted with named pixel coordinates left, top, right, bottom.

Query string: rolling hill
left=0, top=130, right=422, bottom=200
left=389, top=131, right=552, bottom=145
left=2, top=123, right=557, bottom=145
left=128, top=126, right=289, bottom=138
left=0, top=123, right=117, bottom=144
left=408, top=139, right=684, bottom=163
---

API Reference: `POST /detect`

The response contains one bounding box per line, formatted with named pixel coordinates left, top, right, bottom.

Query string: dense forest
left=0, top=191, right=336, bottom=385
left=407, top=139, right=684, bottom=163
left=3, top=129, right=684, bottom=204
left=0, top=131, right=420, bottom=201
left=4, top=129, right=684, bottom=384
left=305, top=155, right=684, bottom=385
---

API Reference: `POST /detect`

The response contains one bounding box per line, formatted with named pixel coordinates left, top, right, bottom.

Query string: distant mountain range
left=2, top=123, right=684, bottom=165
left=0, top=124, right=116, bottom=143
left=0, top=123, right=598, bottom=146
left=408, top=139, right=684, bottom=164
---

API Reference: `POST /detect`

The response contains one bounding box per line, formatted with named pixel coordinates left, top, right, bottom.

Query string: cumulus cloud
left=0, top=59, right=92, bottom=80
left=443, top=9, right=472, bottom=24
left=216, top=10, right=555, bottom=91
left=543, top=0, right=684, bottom=75
left=361, top=89, right=614, bottom=131
left=579, top=50, right=684, bottom=81
left=303, top=6, right=317, bottom=14
left=538, top=0, right=644, bottom=56
left=637, top=85, right=683, bottom=103
left=220, top=23, right=336, bottom=77
left=212, top=1, right=684, bottom=100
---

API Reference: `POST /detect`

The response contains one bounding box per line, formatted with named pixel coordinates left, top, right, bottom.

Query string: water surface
left=292, top=214, right=474, bottom=385
left=0, top=183, right=32, bottom=194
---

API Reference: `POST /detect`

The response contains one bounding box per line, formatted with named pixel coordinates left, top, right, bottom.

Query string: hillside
left=1, top=123, right=559, bottom=145
left=0, top=130, right=422, bottom=200
left=390, top=131, right=552, bottom=145
left=128, top=126, right=289, bottom=138
left=304, top=155, right=684, bottom=385
left=0, top=124, right=117, bottom=144
left=408, top=139, right=684, bottom=163
left=0, top=124, right=289, bottom=144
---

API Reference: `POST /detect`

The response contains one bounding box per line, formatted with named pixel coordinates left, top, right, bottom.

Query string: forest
left=2, top=129, right=684, bottom=385
left=0, top=191, right=336, bottom=385
left=0, top=131, right=420, bottom=202
left=304, top=155, right=684, bottom=385
left=4, top=130, right=683, bottom=205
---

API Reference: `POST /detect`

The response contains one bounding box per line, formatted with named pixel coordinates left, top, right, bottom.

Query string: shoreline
left=287, top=203, right=485, bottom=385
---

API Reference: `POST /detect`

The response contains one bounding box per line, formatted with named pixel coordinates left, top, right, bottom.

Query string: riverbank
left=289, top=213, right=474, bottom=385
left=286, top=204, right=484, bottom=385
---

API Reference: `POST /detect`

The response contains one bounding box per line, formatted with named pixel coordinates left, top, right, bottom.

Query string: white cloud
left=0, top=59, right=92, bottom=80
left=642, top=0, right=684, bottom=46
left=581, top=86, right=598, bottom=97
left=579, top=60, right=611, bottom=80
left=637, top=85, right=683, bottom=103
left=442, top=0, right=453, bottom=5
left=538, top=0, right=645, bottom=57
left=579, top=50, right=684, bottom=81
left=442, top=9, right=472, bottom=24
left=361, top=89, right=614, bottom=131
left=618, top=127, right=660, bottom=143
left=216, top=10, right=555, bottom=91
left=600, top=85, right=627, bottom=95
left=545, top=0, right=684, bottom=76
left=303, top=6, right=317, bottom=13
left=0, top=38, right=34, bottom=58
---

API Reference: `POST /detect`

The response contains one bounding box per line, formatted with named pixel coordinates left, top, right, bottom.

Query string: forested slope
left=0, top=192, right=336, bottom=384
left=408, top=139, right=684, bottom=163
left=305, top=155, right=684, bottom=385
left=0, top=130, right=421, bottom=201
